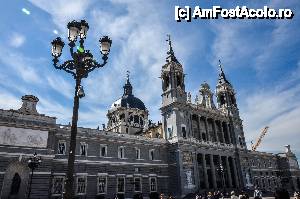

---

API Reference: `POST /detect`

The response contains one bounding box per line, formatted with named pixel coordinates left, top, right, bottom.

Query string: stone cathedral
left=0, top=37, right=299, bottom=199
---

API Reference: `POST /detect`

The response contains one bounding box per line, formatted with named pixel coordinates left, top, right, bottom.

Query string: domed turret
left=107, top=72, right=148, bottom=134
left=111, top=76, right=146, bottom=111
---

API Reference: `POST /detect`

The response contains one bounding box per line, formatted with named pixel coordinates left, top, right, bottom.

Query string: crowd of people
left=111, top=189, right=300, bottom=199
left=189, top=188, right=300, bottom=199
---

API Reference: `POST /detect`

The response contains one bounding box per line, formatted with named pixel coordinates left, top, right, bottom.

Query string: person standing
left=253, top=187, right=262, bottom=199
left=293, top=191, right=300, bottom=199
left=230, top=191, right=238, bottom=199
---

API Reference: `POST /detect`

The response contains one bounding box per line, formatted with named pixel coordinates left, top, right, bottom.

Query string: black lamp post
left=27, top=152, right=42, bottom=199
left=51, top=20, right=112, bottom=198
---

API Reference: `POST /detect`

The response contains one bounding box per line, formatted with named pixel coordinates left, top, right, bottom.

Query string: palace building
left=0, top=37, right=299, bottom=199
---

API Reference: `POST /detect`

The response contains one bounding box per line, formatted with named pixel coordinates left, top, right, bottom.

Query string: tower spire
left=218, top=59, right=231, bottom=85
left=166, top=34, right=178, bottom=63
left=218, top=60, right=224, bottom=74
left=123, top=70, right=133, bottom=96
left=167, top=34, right=174, bottom=55
left=126, top=70, right=130, bottom=82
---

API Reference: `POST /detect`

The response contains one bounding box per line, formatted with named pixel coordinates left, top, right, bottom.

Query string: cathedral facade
left=0, top=38, right=299, bottom=199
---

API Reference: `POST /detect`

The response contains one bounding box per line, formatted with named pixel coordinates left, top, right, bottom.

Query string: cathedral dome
left=110, top=74, right=146, bottom=111
left=111, top=95, right=146, bottom=110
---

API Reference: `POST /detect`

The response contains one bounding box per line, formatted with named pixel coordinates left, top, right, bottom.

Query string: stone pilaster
left=226, top=123, right=232, bottom=144
left=210, top=154, right=217, bottom=189
left=231, top=158, right=240, bottom=188
left=202, top=154, right=209, bottom=188
left=226, top=156, right=233, bottom=187
left=213, top=120, right=219, bottom=143
left=204, top=118, right=210, bottom=141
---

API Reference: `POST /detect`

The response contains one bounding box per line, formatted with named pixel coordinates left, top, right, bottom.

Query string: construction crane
left=251, top=126, right=269, bottom=151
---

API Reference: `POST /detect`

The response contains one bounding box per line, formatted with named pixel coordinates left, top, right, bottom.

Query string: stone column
left=213, top=120, right=219, bottom=143
left=198, top=116, right=202, bottom=140
left=226, top=123, right=232, bottom=144
left=221, top=123, right=226, bottom=143
left=204, top=118, right=210, bottom=141
left=189, top=114, right=193, bottom=138
left=194, top=152, right=200, bottom=190
left=220, top=121, right=225, bottom=143
left=210, top=154, right=217, bottom=189
left=231, top=157, right=239, bottom=188
left=226, top=156, right=233, bottom=188
left=202, top=154, right=209, bottom=188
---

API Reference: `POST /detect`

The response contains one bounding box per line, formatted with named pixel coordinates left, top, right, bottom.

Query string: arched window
left=177, top=75, right=182, bottom=87
left=119, top=114, right=125, bottom=121
left=231, top=94, right=236, bottom=105
left=163, top=74, right=169, bottom=91
left=239, top=136, right=243, bottom=146
left=129, top=115, right=133, bottom=122
left=140, top=117, right=144, bottom=126
left=10, top=173, right=21, bottom=195
left=202, top=133, right=206, bottom=141
left=134, top=115, right=139, bottom=124
left=219, top=94, right=225, bottom=106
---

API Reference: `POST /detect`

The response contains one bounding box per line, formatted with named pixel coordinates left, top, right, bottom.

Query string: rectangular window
left=167, top=127, right=173, bottom=138
left=118, top=146, right=125, bottom=159
left=80, top=142, right=87, bottom=156
left=117, top=177, right=125, bottom=193
left=100, top=144, right=107, bottom=157
left=77, top=176, right=86, bottom=194
left=149, top=149, right=154, bottom=160
left=52, top=176, right=64, bottom=195
left=182, top=126, right=186, bottom=138
left=150, top=177, right=157, bottom=192
left=98, top=176, right=107, bottom=194
left=58, top=141, right=66, bottom=155
left=134, top=177, right=142, bottom=192
left=135, top=148, right=140, bottom=159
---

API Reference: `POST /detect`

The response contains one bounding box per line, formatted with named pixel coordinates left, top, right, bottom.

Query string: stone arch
left=1, top=161, right=29, bottom=199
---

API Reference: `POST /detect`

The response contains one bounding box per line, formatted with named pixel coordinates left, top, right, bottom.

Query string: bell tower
left=216, top=61, right=247, bottom=150
left=161, top=35, right=186, bottom=107
left=160, top=35, right=189, bottom=141
left=216, top=60, right=239, bottom=118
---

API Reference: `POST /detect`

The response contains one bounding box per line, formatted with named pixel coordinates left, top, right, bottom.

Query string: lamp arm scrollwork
left=54, top=60, right=76, bottom=77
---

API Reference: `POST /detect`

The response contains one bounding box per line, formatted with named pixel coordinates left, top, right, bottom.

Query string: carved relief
left=0, top=126, right=48, bottom=148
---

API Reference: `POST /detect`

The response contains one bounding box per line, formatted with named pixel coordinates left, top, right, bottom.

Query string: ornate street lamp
left=27, top=152, right=42, bottom=199
left=51, top=20, right=112, bottom=198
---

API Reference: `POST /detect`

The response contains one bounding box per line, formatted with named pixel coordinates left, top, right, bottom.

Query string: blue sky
left=0, top=0, right=299, bottom=159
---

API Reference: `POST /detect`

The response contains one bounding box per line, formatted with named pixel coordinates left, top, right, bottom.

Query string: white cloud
left=22, top=8, right=30, bottom=15
left=28, top=0, right=93, bottom=34
left=9, top=33, right=25, bottom=48
left=46, top=75, right=73, bottom=99
left=37, top=96, right=72, bottom=123
left=0, top=92, right=21, bottom=110
left=0, top=49, right=42, bottom=84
